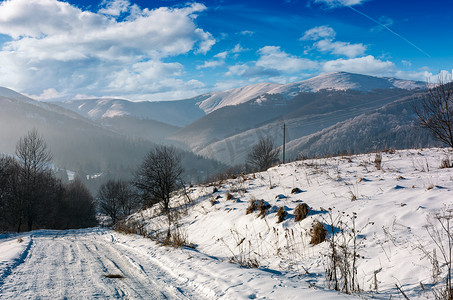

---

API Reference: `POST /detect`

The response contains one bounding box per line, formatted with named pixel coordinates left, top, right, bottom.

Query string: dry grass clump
left=210, top=197, right=218, bottom=206
left=246, top=198, right=258, bottom=215
left=17, top=238, right=23, bottom=243
left=374, top=153, right=382, bottom=170
left=163, top=228, right=192, bottom=248
left=291, top=187, right=303, bottom=194
left=310, top=221, right=327, bottom=245
left=226, top=192, right=234, bottom=200
left=257, top=200, right=271, bottom=218
left=114, top=220, right=136, bottom=234
left=440, top=157, right=452, bottom=169
left=276, top=206, right=287, bottom=223
left=294, top=203, right=310, bottom=222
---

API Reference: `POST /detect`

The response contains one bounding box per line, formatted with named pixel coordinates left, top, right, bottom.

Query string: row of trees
left=0, top=130, right=97, bottom=232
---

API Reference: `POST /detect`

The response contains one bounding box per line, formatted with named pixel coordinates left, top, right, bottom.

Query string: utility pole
left=282, top=123, right=286, bottom=164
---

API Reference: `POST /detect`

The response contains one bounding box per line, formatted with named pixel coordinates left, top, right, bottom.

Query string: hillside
left=0, top=88, right=226, bottom=191
left=122, top=148, right=453, bottom=299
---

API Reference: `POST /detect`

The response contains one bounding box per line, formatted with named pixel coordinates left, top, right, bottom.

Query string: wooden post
left=283, top=123, right=286, bottom=164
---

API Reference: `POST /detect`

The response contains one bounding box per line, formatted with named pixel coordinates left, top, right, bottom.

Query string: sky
left=0, top=0, right=451, bottom=101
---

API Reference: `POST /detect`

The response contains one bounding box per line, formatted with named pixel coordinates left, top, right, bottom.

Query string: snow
left=1, top=148, right=452, bottom=299
left=196, top=82, right=281, bottom=114
left=0, top=229, right=352, bottom=299
left=267, top=72, right=425, bottom=99
left=127, top=148, right=453, bottom=299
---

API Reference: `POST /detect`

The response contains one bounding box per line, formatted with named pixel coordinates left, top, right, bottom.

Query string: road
left=0, top=229, right=202, bottom=299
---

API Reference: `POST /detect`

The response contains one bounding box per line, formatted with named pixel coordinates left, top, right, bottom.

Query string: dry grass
left=257, top=200, right=271, bottom=218
left=291, top=187, right=303, bottom=194
left=276, top=206, right=287, bottom=223
left=440, top=157, right=452, bottom=169
left=17, top=238, right=23, bottom=243
left=294, top=203, right=310, bottom=222
left=310, top=221, right=327, bottom=245
left=246, top=198, right=258, bottom=215
left=374, top=153, right=382, bottom=170
left=114, top=220, right=136, bottom=235
left=226, top=192, right=234, bottom=200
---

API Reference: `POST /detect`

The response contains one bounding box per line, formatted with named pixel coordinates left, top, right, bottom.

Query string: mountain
left=266, top=71, right=424, bottom=98
left=49, top=72, right=429, bottom=165
left=171, top=88, right=425, bottom=165
left=56, top=97, right=205, bottom=127
left=0, top=88, right=226, bottom=192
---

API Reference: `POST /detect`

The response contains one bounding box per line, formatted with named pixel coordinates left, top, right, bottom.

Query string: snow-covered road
left=0, top=229, right=201, bottom=299
left=0, top=228, right=355, bottom=299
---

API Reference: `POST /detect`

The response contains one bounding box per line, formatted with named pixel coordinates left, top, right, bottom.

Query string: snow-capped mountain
left=266, top=72, right=425, bottom=99
left=55, top=72, right=425, bottom=130
left=57, top=97, right=205, bottom=127
left=196, top=82, right=281, bottom=114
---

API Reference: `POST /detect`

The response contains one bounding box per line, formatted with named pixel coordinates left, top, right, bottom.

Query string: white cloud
left=323, top=55, right=395, bottom=75
left=301, top=25, right=336, bottom=41
left=99, top=0, right=131, bottom=16
left=26, top=88, right=65, bottom=101
left=401, top=60, right=412, bottom=67
left=0, top=0, right=214, bottom=99
left=315, top=39, right=366, bottom=58
left=256, top=46, right=318, bottom=73
left=197, top=60, right=224, bottom=69
left=313, top=0, right=367, bottom=8
left=239, top=30, right=254, bottom=36
left=302, top=25, right=366, bottom=58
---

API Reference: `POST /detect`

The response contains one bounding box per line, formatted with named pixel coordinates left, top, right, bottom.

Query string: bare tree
left=135, top=145, right=183, bottom=213
left=415, top=74, right=453, bottom=148
left=247, top=136, right=280, bottom=172
left=97, top=180, right=124, bottom=224
left=15, top=129, right=53, bottom=231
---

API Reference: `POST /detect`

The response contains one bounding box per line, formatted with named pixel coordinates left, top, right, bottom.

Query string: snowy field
left=1, top=148, right=452, bottom=299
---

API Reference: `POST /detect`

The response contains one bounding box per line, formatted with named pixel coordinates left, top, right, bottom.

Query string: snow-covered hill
left=123, top=148, right=453, bottom=299
left=266, top=72, right=424, bottom=99
left=196, top=82, right=281, bottom=114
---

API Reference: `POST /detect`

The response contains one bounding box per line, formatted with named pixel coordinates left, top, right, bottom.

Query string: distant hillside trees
left=0, top=130, right=97, bottom=233
left=415, top=74, right=453, bottom=149
left=247, top=136, right=280, bottom=172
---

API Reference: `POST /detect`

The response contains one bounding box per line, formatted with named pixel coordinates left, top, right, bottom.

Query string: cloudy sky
left=0, top=0, right=451, bottom=101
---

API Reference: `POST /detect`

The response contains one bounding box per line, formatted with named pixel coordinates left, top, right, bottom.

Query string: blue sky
left=0, top=0, right=451, bottom=101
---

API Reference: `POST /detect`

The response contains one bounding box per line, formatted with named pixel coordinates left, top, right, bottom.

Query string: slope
left=124, top=148, right=453, bottom=300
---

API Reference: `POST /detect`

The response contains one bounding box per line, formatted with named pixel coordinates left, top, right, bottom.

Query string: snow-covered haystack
left=127, top=148, right=453, bottom=299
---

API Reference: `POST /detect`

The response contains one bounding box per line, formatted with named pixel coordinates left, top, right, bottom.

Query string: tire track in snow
left=0, top=230, right=204, bottom=299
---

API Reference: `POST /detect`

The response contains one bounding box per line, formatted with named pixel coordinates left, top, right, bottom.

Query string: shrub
left=310, top=221, right=327, bottom=245
left=276, top=206, right=287, bottom=223
left=294, top=203, right=310, bottom=222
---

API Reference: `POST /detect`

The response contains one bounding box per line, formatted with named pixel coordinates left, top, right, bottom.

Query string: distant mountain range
left=0, top=72, right=436, bottom=175
left=0, top=88, right=225, bottom=193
